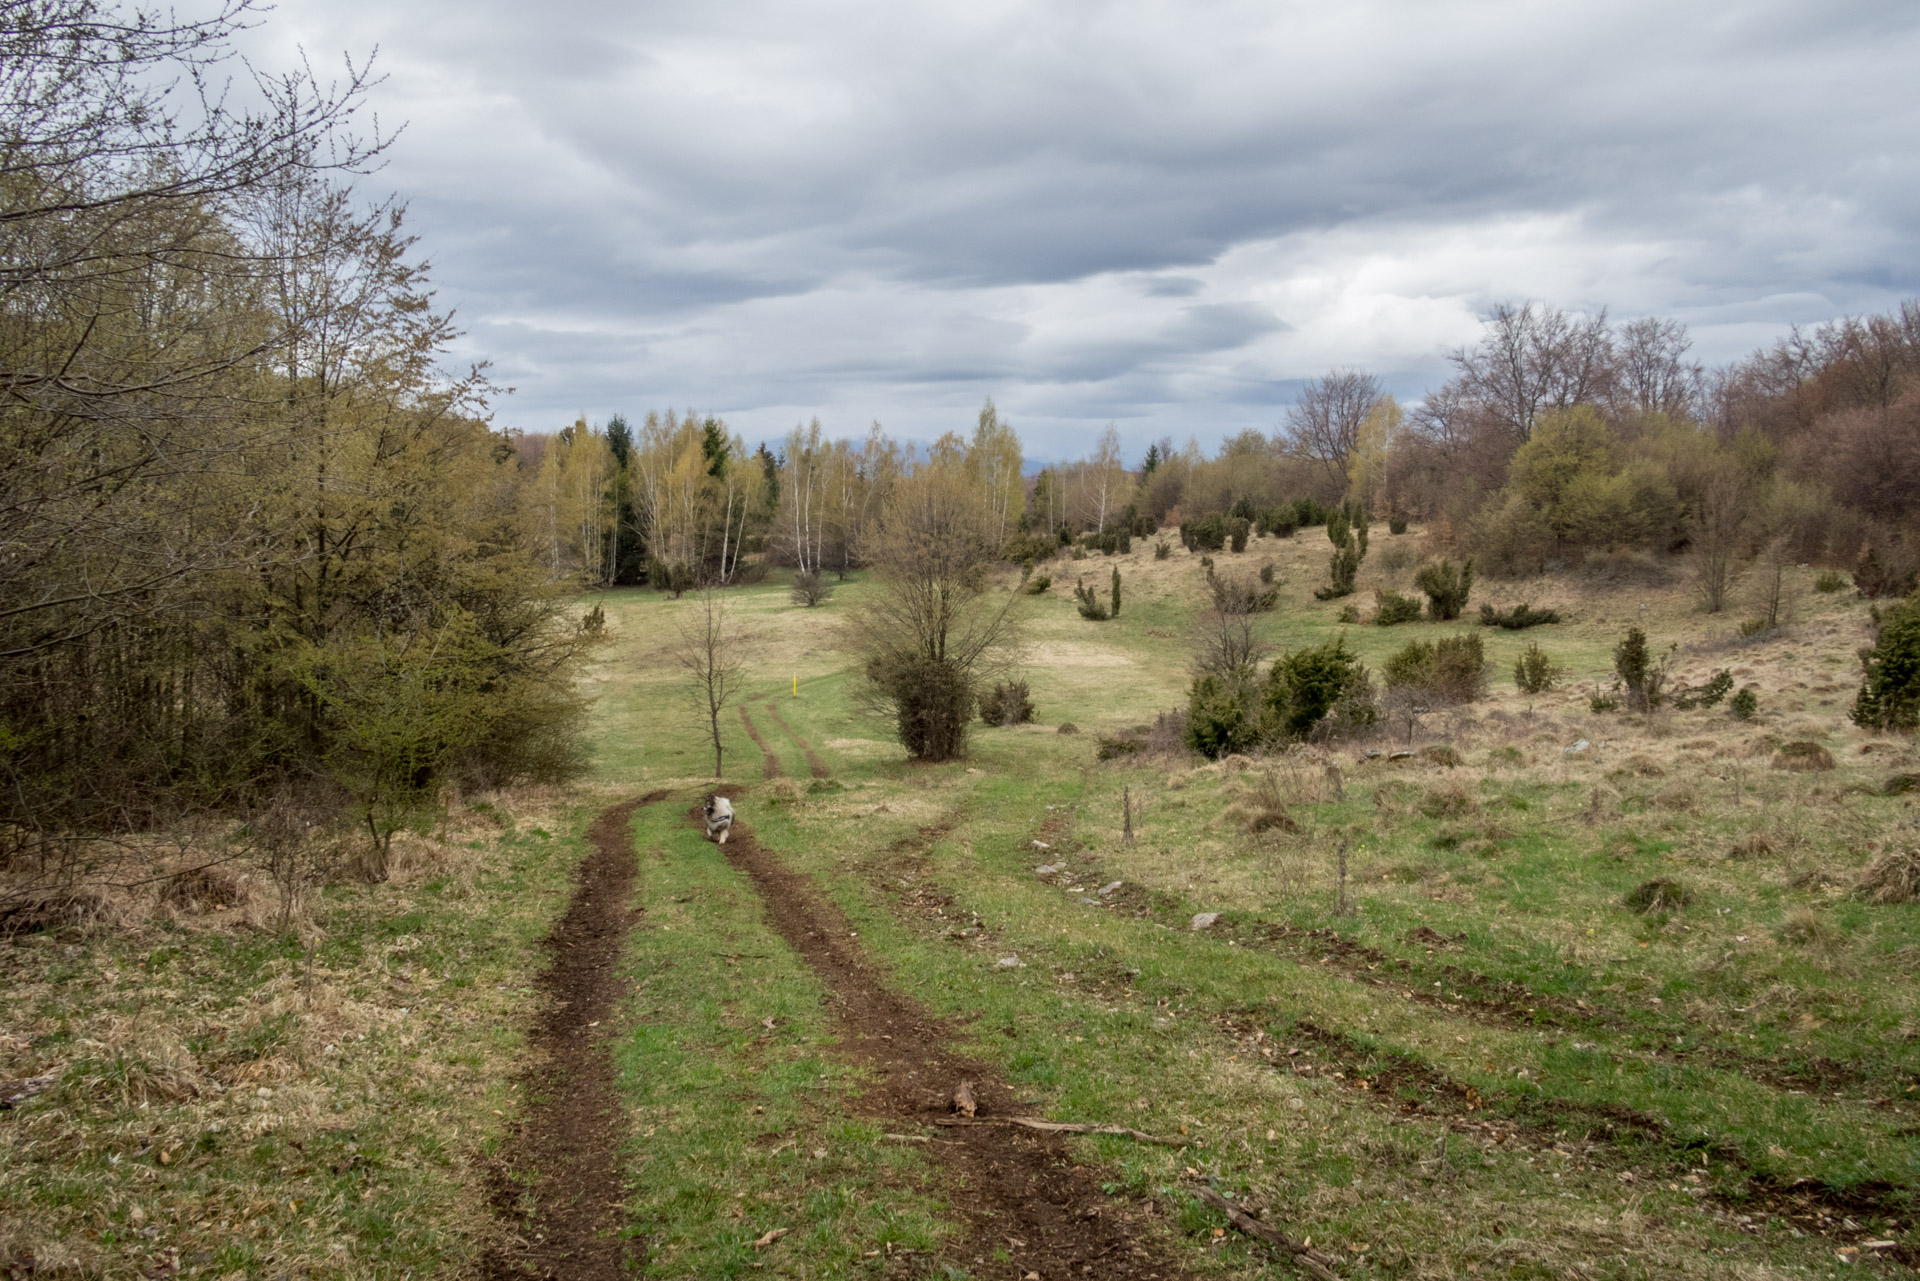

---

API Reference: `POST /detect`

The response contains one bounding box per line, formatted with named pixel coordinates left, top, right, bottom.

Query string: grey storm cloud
left=247, top=0, right=1920, bottom=456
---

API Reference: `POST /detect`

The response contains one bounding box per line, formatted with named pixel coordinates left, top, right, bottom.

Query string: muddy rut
left=763, top=700, right=830, bottom=778
left=485, top=794, right=662, bottom=1280
left=713, top=804, right=1193, bottom=1280
left=738, top=706, right=784, bottom=779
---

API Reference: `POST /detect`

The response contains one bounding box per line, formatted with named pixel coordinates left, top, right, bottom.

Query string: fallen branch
left=1188, top=1185, right=1341, bottom=1281
left=933, top=1115, right=1189, bottom=1146
left=0, top=1072, right=58, bottom=1111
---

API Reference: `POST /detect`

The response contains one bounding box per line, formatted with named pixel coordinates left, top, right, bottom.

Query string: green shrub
left=1024, top=575, right=1052, bottom=595
left=1814, top=569, right=1848, bottom=593
left=1259, top=562, right=1275, bottom=585
left=1261, top=635, right=1377, bottom=741
left=1590, top=694, right=1620, bottom=713
left=1731, top=686, right=1758, bottom=720
left=1227, top=517, right=1252, bottom=553
left=1154, top=540, right=1172, bottom=560
left=866, top=651, right=973, bottom=760
left=1180, top=514, right=1228, bottom=553
left=1673, top=670, right=1734, bottom=710
left=1388, top=515, right=1408, bottom=535
left=1613, top=626, right=1670, bottom=712
left=1184, top=673, right=1259, bottom=758
left=647, top=556, right=694, bottom=597
left=1383, top=633, right=1486, bottom=703
left=579, top=603, right=606, bottom=636
left=1414, top=558, right=1474, bottom=620
left=1852, top=594, right=1920, bottom=731
left=1373, top=589, right=1423, bottom=626
left=1257, top=506, right=1299, bottom=538
left=1073, top=578, right=1110, bottom=620
left=978, top=680, right=1035, bottom=726
left=1479, top=602, right=1561, bottom=629
left=1513, top=643, right=1559, bottom=694
left=1110, top=566, right=1122, bottom=618
left=1737, top=617, right=1772, bottom=638
left=1314, top=504, right=1369, bottom=600
left=1336, top=604, right=1360, bottom=623
left=1003, top=534, right=1058, bottom=566
left=1095, top=731, right=1145, bottom=760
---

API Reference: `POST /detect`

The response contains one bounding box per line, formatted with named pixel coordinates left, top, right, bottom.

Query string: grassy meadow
left=5, top=523, right=1919, bottom=1279
left=590, top=526, right=1919, bottom=1279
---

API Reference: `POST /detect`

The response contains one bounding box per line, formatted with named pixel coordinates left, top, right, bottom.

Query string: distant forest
left=529, top=299, right=1920, bottom=594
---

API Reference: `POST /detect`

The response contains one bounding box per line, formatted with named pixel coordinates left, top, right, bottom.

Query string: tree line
left=2, top=1, right=590, bottom=895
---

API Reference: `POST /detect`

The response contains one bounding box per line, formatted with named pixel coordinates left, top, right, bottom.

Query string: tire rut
left=710, top=807, right=1194, bottom=1280
left=738, top=706, right=784, bottom=779
left=485, top=793, right=662, bottom=1280
left=763, top=700, right=829, bottom=778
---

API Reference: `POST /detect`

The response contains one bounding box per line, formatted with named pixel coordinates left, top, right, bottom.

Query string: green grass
left=584, top=548, right=1920, bottom=1277
left=616, top=798, right=949, bottom=1277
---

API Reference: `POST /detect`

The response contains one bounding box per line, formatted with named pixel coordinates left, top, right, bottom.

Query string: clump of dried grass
left=1610, top=755, right=1666, bottom=780
left=157, top=862, right=248, bottom=911
left=1727, top=833, right=1775, bottom=860
left=1418, top=783, right=1479, bottom=820
left=1772, top=741, right=1836, bottom=772
left=1227, top=773, right=1302, bottom=834
left=1651, top=783, right=1697, bottom=812
left=1855, top=848, right=1920, bottom=905
left=1775, top=907, right=1841, bottom=951
left=1624, top=878, right=1691, bottom=914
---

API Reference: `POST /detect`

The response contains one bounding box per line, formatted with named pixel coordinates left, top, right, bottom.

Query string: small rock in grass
left=1190, top=912, right=1220, bottom=931
left=1097, top=880, right=1123, bottom=896
left=996, top=955, right=1023, bottom=968
left=1564, top=739, right=1590, bottom=755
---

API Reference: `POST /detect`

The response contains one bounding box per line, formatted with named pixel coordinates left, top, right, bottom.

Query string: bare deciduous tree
left=1284, top=369, right=1381, bottom=488
left=1612, top=315, right=1704, bottom=421
left=675, top=590, right=750, bottom=778
left=1448, top=302, right=1613, bottom=444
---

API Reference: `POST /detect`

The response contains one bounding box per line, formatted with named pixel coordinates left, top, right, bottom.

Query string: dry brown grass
left=1772, top=740, right=1837, bottom=772
left=0, top=787, right=584, bottom=1279
left=1856, top=847, right=1920, bottom=904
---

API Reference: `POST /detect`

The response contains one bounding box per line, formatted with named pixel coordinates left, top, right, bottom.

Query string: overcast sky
left=246, top=1, right=1920, bottom=459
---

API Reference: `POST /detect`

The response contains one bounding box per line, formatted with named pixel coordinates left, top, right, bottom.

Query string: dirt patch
left=763, top=701, right=829, bottom=779
left=714, top=810, right=1191, bottom=1279
left=739, top=706, right=784, bottom=779
left=484, top=793, right=661, bottom=1280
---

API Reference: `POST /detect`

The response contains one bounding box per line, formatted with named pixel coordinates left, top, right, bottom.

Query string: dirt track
left=712, top=802, right=1192, bottom=1280
left=763, top=700, right=830, bottom=778
left=484, top=794, right=660, bottom=1280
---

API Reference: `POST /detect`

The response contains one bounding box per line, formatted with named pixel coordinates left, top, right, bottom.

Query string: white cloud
left=239, top=0, right=1920, bottom=458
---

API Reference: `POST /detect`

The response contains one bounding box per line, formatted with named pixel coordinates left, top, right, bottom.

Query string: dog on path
left=702, top=794, right=734, bottom=844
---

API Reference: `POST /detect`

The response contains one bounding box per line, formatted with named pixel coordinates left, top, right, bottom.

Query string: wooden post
left=1337, top=840, right=1350, bottom=916
left=1123, top=786, right=1134, bottom=844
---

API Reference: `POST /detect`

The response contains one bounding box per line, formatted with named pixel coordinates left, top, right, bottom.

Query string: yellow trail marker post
left=792, top=674, right=798, bottom=696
